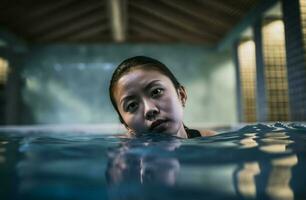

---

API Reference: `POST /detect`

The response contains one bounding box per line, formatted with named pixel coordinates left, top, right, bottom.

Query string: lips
left=150, top=119, right=168, bottom=131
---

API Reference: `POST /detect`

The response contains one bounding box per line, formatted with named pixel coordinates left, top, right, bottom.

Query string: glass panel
left=262, top=20, right=289, bottom=121
left=238, top=40, right=257, bottom=122
left=0, top=58, right=9, bottom=84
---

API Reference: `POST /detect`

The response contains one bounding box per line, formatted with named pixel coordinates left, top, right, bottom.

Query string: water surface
left=0, top=123, right=305, bottom=200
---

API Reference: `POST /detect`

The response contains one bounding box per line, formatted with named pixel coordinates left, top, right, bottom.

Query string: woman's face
left=113, top=68, right=187, bottom=138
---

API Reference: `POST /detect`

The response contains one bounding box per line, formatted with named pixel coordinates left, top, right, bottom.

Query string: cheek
left=121, top=111, right=144, bottom=129
left=162, top=94, right=184, bottom=117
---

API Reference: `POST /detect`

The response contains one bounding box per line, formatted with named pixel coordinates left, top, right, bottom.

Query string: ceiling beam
left=66, top=25, right=109, bottom=42
left=131, top=16, right=181, bottom=41
left=130, top=0, right=219, bottom=41
left=107, top=0, right=127, bottom=42
left=196, top=0, right=244, bottom=16
left=29, top=3, right=102, bottom=35
left=158, top=0, right=232, bottom=30
left=37, top=14, right=107, bottom=42
left=27, top=0, right=76, bottom=20
left=130, top=10, right=211, bottom=43
left=131, top=25, right=175, bottom=43
left=69, top=36, right=110, bottom=43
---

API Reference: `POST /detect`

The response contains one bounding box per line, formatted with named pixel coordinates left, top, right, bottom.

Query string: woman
left=109, top=56, right=215, bottom=138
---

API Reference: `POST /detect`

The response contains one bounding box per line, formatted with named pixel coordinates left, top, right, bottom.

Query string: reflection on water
left=106, top=136, right=182, bottom=187
left=237, top=162, right=261, bottom=198
left=0, top=141, right=7, bottom=163
left=259, top=131, right=297, bottom=200
left=0, top=123, right=305, bottom=200
left=267, top=155, right=297, bottom=200
left=235, top=129, right=299, bottom=200
left=239, top=133, right=258, bottom=149
left=259, top=132, right=293, bottom=153
left=0, top=141, right=7, bottom=164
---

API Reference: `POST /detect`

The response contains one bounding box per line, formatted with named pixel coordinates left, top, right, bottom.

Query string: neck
left=176, top=123, right=188, bottom=139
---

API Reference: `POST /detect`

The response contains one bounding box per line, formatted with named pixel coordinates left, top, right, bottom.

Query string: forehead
left=113, top=68, right=173, bottom=97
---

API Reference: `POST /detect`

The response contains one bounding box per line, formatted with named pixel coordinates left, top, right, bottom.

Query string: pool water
left=0, top=123, right=305, bottom=200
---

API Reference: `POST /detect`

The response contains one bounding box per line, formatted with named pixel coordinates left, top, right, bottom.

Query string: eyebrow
left=144, top=80, right=162, bottom=91
left=119, top=80, right=162, bottom=105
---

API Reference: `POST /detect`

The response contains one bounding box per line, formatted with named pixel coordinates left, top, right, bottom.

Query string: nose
left=143, top=99, right=159, bottom=120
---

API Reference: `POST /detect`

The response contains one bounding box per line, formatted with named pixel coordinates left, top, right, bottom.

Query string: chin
left=151, top=127, right=175, bottom=135
left=163, top=126, right=180, bottom=136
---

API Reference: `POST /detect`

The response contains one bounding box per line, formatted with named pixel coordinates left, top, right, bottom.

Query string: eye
left=151, top=88, right=164, bottom=98
left=126, top=101, right=138, bottom=112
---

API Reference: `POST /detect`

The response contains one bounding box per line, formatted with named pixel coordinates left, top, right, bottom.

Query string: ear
left=177, top=86, right=187, bottom=107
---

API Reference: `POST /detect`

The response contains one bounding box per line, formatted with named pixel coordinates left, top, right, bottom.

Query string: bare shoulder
left=200, top=130, right=218, bottom=137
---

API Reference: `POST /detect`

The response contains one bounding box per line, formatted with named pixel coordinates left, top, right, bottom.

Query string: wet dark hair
left=109, top=56, right=182, bottom=126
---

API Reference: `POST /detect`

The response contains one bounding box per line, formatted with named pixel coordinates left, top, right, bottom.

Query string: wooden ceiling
left=0, top=0, right=261, bottom=45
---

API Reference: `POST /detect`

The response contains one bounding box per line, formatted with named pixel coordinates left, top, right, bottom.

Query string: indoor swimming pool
left=0, top=123, right=305, bottom=200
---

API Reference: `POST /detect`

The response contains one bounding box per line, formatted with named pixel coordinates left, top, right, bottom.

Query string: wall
left=21, top=44, right=237, bottom=127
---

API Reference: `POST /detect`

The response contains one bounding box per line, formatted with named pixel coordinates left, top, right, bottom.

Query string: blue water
left=0, top=123, right=306, bottom=200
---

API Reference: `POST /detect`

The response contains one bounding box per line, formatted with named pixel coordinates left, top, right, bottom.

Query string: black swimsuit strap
left=184, top=127, right=201, bottom=138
